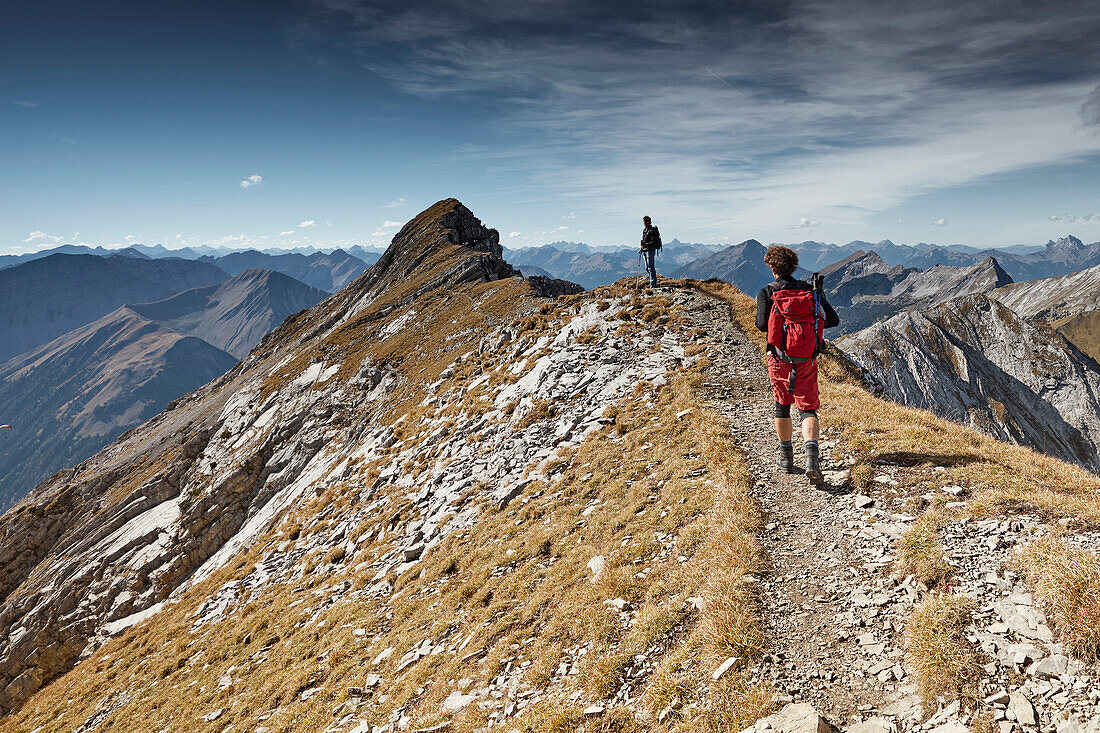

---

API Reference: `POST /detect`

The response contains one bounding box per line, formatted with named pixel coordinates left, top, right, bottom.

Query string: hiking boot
left=776, top=444, right=795, bottom=473
left=805, top=443, right=823, bottom=484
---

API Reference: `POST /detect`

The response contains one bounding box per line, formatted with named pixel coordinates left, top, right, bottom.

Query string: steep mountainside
left=128, top=269, right=327, bottom=359
left=838, top=294, right=1100, bottom=471
left=0, top=310, right=237, bottom=511
left=0, top=199, right=584, bottom=719
left=822, top=255, right=1012, bottom=333
left=672, top=239, right=778, bottom=293
left=991, top=262, right=1100, bottom=320
left=1054, top=310, right=1100, bottom=365
left=204, top=250, right=371, bottom=293
left=0, top=270, right=326, bottom=509
left=1, top=202, right=1099, bottom=733
left=0, top=254, right=229, bottom=363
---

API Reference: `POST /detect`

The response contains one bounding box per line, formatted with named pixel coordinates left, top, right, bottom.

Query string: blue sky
left=3, top=0, right=1100, bottom=255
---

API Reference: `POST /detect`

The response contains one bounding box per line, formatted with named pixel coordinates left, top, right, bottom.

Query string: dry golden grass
left=896, top=512, right=953, bottom=587
left=904, top=594, right=981, bottom=706
left=0, top=288, right=770, bottom=733
left=1013, top=538, right=1100, bottom=659
left=688, top=279, right=1100, bottom=522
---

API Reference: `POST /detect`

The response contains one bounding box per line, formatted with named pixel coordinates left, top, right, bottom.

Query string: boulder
left=742, top=703, right=834, bottom=733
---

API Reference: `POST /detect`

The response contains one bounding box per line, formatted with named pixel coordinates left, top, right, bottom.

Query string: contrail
left=704, top=67, right=752, bottom=100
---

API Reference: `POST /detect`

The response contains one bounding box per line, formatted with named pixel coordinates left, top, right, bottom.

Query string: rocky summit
left=0, top=200, right=1099, bottom=733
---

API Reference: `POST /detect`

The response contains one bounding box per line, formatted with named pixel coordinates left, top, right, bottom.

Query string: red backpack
left=767, top=288, right=823, bottom=361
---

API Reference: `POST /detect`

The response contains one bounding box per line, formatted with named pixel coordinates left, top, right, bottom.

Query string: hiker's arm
left=755, top=288, right=770, bottom=331
left=821, top=297, right=840, bottom=328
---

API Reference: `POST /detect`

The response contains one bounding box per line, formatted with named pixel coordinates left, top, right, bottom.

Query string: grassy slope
left=694, top=279, right=1100, bottom=710
left=4, top=278, right=1099, bottom=731
left=0, top=284, right=770, bottom=732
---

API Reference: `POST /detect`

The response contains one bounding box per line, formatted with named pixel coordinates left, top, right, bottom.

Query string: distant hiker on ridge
left=755, top=245, right=839, bottom=483
left=639, top=215, right=662, bottom=288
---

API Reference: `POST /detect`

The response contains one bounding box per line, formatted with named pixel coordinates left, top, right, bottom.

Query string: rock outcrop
left=990, top=262, right=1100, bottom=321
left=838, top=294, right=1100, bottom=471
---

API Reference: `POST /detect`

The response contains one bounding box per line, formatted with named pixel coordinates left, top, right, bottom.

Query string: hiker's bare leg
left=801, top=415, right=820, bottom=442
left=775, top=417, right=792, bottom=442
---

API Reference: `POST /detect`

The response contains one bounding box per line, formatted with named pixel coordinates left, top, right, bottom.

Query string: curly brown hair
left=763, top=245, right=799, bottom=277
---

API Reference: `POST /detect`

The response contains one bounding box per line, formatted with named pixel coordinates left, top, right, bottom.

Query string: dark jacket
left=756, top=274, right=840, bottom=355
left=640, top=225, right=662, bottom=251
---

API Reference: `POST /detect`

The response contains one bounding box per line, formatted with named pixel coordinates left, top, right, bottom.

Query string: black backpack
left=646, top=226, right=662, bottom=251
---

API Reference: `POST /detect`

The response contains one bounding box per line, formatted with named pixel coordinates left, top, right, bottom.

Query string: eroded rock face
left=0, top=199, right=590, bottom=716
left=838, top=294, right=1100, bottom=471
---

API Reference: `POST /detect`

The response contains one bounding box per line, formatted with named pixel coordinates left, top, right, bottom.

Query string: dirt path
left=676, top=288, right=924, bottom=729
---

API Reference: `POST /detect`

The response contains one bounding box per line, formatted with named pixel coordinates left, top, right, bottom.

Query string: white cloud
left=509, top=231, right=521, bottom=237
left=239, top=174, right=263, bottom=189
left=387, top=198, right=407, bottom=207
left=1049, top=213, right=1098, bottom=222
left=932, top=218, right=947, bottom=226
left=13, top=101, right=38, bottom=108
left=279, top=230, right=294, bottom=236
left=23, top=230, right=63, bottom=243
left=790, top=217, right=820, bottom=229
left=325, top=221, right=332, bottom=227
left=563, top=212, right=578, bottom=219
left=298, top=220, right=316, bottom=228
left=371, top=220, right=406, bottom=238
left=125, top=234, right=140, bottom=244
left=555, top=225, right=568, bottom=231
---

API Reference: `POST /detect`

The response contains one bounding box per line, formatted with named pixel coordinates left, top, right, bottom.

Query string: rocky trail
left=675, top=287, right=1100, bottom=732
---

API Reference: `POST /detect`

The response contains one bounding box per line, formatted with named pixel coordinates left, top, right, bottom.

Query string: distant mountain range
left=506, top=234, right=1100, bottom=291
left=0, top=242, right=386, bottom=271
left=197, top=249, right=374, bottom=293
left=0, top=255, right=230, bottom=364
left=503, top=240, right=718, bottom=289
left=672, top=239, right=793, bottom=295
left=0, top=269, right=326, bottom=510
left=819, top=252, right=1013, bottom=333
left=5, top=234, right=1096, bottom=293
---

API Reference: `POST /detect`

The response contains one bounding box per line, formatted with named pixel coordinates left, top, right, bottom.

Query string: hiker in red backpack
left=755, top=245, right=840, bottom=482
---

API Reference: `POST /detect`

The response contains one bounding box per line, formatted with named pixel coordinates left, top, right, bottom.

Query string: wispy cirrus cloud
left=296, top=0, right=1100, bottom=237
left=13, top=100, right=39, bottom=108
left=298, top=220, right=316, bottom=228
left=239, top=174, right=264, bottom=188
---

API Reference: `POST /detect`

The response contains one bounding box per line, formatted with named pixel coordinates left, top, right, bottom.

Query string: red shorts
left=768, top=356, right=820, bottom=412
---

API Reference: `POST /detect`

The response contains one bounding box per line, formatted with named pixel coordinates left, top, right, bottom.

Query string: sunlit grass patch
left=1014, top=538, right=1100, bottom=659
left=897, top=512, right=953, bottom=587
left=904, top=594, right=981, bottom=706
